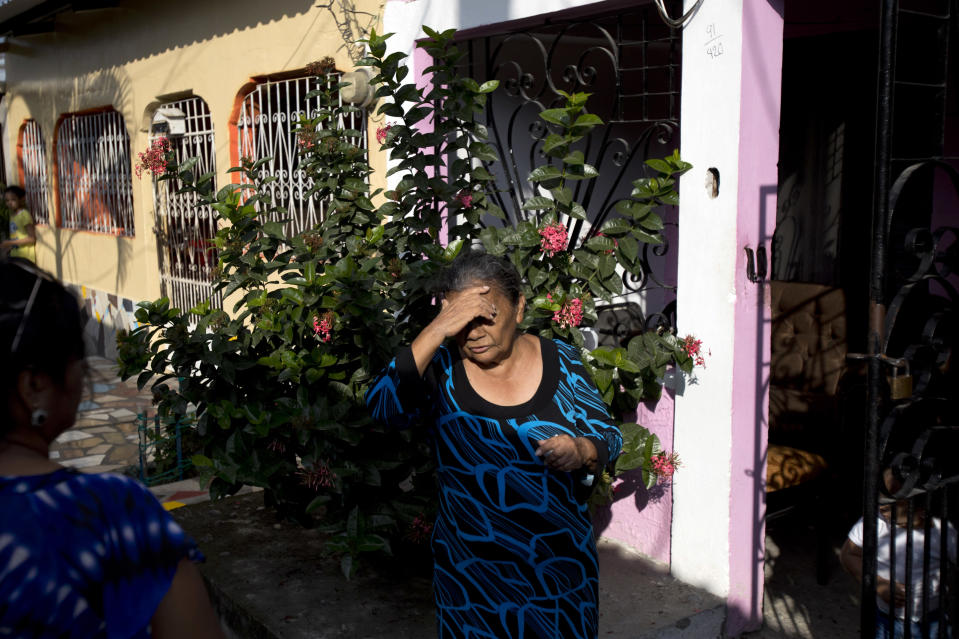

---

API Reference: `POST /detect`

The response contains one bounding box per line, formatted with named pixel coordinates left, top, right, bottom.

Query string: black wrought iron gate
left=861, top=1, right=959, bottom=636
left=457, top=3, right=683, bottom=342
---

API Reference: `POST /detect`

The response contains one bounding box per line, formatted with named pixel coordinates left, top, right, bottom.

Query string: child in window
left=841, top=467, right=957, bottom=638
left=1, top=185, right=36, bottom=262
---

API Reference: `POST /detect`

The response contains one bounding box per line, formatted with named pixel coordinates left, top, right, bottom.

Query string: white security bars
left=55, top=110, right=135, bottom=236
left=18, top=120, right=51, bottom=225
left=235, top=74, right=367, bottom=236
left=152, top=97, right=222, bottom=314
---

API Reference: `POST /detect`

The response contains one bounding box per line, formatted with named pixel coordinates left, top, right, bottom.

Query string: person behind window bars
left=0, top=258, right=225, bottom=638
left=1, top=186, right=36, bottom=263
left=841, top=465, right=958, bottom=638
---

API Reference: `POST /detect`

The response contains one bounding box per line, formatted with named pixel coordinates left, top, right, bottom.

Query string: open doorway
left=763, top=1, right=959, bottom=636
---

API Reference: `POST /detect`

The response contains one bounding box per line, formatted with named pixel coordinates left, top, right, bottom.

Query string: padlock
left=887, top=364, right=913, bottom=401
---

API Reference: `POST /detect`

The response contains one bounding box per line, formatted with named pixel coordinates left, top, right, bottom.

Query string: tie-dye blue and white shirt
left=366, top=337, right=622, bottom=639
left=0, top=468, right=200, bottom=638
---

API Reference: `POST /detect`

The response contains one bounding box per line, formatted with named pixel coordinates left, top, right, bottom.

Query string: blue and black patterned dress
left=0, top=468, right=200, bottom=637
left=367, top=337, right=622, bottom=639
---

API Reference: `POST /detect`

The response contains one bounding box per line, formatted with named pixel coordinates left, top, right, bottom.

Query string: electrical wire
left=653, top=0, right=706, bottom=29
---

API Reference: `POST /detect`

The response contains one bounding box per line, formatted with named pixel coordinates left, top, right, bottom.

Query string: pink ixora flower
left=375, top=124, right=392, bottom=144
left=681, top=334, right=708, bottom=368
left=313, top=313, right=333, bottom=343
left=406, top=514, right=433, bottom=544
left=538, top=222, right=568, bottom=257
left=297, top=460, right=337, bottom=491
left=134, top=137, right=172, bottom=179
left=552, top=297, right=583, bottom=329
left=456, top=190, right=474, bottom=209
left=650, top=452, right=681, bottom=484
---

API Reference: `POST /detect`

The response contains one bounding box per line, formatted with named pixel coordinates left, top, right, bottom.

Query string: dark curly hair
left=4, top=185, right=26, bottom=199
left=433, top=250, right=523, bottom=307
left=0, top=259, right=85, bottom=433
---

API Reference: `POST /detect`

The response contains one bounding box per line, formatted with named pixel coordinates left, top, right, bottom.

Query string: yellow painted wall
left=3, top=0, right=386, bottom=303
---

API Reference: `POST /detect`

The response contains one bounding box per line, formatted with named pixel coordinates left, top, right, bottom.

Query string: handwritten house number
left=705, top=23, right=724, bottom=59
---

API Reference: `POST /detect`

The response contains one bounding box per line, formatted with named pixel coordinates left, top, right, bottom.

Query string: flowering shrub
left=650, top=451, right=682, bottom=483
left=119, top=27, right=695, bottom=577
left=549, top=294, right=584, bottom=329
left=681, top=334, right=708, bottom=368
left=406, top=514, right=433, bottom=544
left=455, top=190, right=474, bottom=209
left=538, top=222, right=568, bottom=257
left=313, top=314, right=333, bottom=343
left=134, top=137, right=172, bottom=179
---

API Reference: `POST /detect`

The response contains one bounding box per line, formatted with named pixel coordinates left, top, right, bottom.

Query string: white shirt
left=849, top=515, right=958, bottom=621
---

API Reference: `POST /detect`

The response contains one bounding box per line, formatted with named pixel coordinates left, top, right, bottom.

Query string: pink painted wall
left=595, top=393, right=675, bottom=565
left=726, top=0, right=784, bottom=635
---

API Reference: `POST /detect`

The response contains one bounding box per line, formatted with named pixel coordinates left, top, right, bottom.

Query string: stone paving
left=50, top=357, right=212, bottom=507
left=52, top=357, right=151, bottom=474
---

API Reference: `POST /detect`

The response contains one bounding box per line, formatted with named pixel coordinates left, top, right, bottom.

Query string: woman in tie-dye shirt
left=0, top=258, right=224, bottom=638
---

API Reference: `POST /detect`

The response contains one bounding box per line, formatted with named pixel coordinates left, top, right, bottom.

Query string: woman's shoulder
left=1, top=468, right=158, bottom=510
left=548, top=336, right=580, bottom=362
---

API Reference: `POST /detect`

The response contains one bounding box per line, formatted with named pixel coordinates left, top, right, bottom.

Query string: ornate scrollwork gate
left=860, top=1, right=959, bottom=636
left=457, top=3, right=682, bottom=344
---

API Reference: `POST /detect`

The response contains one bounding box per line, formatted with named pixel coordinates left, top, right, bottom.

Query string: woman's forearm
left=410, top=324, right=446, bottom=377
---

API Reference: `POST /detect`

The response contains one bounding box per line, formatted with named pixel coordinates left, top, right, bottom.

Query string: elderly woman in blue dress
left=367, top=251, right=622, bottom=639
left=0, top=258, right=224, bottom=638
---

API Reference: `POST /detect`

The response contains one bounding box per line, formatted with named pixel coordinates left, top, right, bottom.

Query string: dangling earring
left=31, top=408, right=48, bottom=427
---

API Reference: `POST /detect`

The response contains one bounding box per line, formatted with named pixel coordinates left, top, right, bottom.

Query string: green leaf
left=542, top=134, right=568, bottom=155
left=591, top=347, right=621, bottom=368
left=539, top=108, right=571, bottom=126
left=568, top=202, right=588, bottom=220
left=521, top=196, right=555, bottom=211
left=550, top=186, right=573, bottom=206
left=617, top=235, right=639, bottom=264
left=597, top=253, right=617, bottom=278
left=306, top=495, right=331, bottom=513
left=528, top=165, right=562, bottom=183
left=263, top=221, right=286, bottom=238
left=632, top=228, right=663, bottom=245
left=477, top=80, right=499, bottom=93
left=485, top=203, right=507, bottom=220
left=600, top=218, right=633, bottom=236
left=341, top=555, right=355, bottom=580
left=192, top=454, right=213, bottom=467
left=573, top=113, right=604, bottom=127
left=443, top=239, right=465, bottom=261
left=643, top=158, right=673, bottom=174
left=562, top=150, right=585, bottom=166
left=638, top=212, right=664, bottom=231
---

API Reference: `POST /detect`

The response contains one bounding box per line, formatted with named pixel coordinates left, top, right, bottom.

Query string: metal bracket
left=745, top=245, right=767, bottom=283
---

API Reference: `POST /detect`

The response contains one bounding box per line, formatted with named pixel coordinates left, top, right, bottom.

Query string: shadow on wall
left=3, top=0, right=320, bottom=70
left=13, top=66, right=135, bottom=285
left=593, top=468, right=670, bottom=536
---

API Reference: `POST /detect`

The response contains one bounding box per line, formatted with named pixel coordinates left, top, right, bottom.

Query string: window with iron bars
left=17, top=120, right=51, bottom=225
left=151, top=96, right=222, bottom=314
left=54, top=109, right=135, bottom=236
left=234, top=73, right=367, bottom=237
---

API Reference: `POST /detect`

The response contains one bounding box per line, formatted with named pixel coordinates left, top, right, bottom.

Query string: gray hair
left=433, top=250, right=523, bottom=307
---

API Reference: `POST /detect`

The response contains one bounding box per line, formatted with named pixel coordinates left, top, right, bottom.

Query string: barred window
left=152, top=96, right=221, bottom=313
left=17, top=120, right=51, bottom=224
left=55, top=109, right=135, bottom=236
left=234, top=74, right=366, bottom=236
